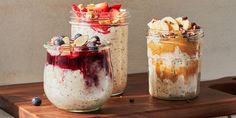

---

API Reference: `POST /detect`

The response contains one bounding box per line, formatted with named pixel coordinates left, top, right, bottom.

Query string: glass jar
left=69, top=10, right=129, bottom=96
left=43, top=44, right=112, bottom=112
left=147, top=29, right=204, bottom=100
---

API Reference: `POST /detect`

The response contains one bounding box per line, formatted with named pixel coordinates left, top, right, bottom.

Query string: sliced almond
left=60, top=44, right=71, bottom=56
left=87, top=4, right=95, bottom=7
left=87, top=4, right=95, bottom=11
left=78, top=4, right=84, bottom=10
left=161, top=17, right=179, bottom=31
left=98, top=20, right=112, bottom=25
left=112, top=19, right=120, bottom=24
left=74, top=35, right=89, bottom=46
left=86, top=11, right=95, bottom=19
left=50, top=36, right=57, bottom=45
left=60, top=44, right=71, bottom=49
left=62, top=37, right=70, bottom=44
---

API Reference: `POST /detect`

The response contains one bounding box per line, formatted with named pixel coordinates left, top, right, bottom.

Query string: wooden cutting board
left=0, top=73, right=236, bottom=118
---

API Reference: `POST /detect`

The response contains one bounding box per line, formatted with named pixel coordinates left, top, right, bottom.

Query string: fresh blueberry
left=54, top=36, right=65, bottom=46
left=91, top=36, right=101, bottom=45
left=87, top=42, right=98, bottom=50
left=74, top=33, right=82, bottom=39
left=32, top=97, right=42, bottom=106
left=91, top=36, right=100, bottom=41
left=87, top=42, right=96, bottom=47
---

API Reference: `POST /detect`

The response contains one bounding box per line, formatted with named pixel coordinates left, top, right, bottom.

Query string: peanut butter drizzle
left=148, top=36, right=200, bottom=57
left=148, top=37, right=200, bottom=82
left=154, top=59, right=199, bottom=82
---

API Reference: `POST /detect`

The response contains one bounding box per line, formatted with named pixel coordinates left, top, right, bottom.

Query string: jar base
left=112, top=91, right=124, bottom=96
left=65, top=107, right=100, bottom=113
left=152, top=95, right=198, bottom=101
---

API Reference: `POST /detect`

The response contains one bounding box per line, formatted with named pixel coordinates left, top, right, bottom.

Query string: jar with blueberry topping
left=69, top=2, right=130, bottom=96
left=43, top=35, right=113, bottom=112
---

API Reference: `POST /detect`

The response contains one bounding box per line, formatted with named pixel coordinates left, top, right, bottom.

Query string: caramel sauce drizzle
left=148, top=37, right=200, bottom=82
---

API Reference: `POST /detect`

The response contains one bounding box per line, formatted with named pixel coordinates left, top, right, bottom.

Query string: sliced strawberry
left=89, top=21, right=110, bottom=34
left=99, top=12, right=110, bottom=19
left=110, top=8, right=120, bottom=19
left=110, top=4, right=122, bottom=10
left=72, top=3, right=80, bottom=12
left=72, top=3, right=82, bottom=17
left=81, top=7, right=88, bottom=12
left=94, top=2, right=109, bottom=12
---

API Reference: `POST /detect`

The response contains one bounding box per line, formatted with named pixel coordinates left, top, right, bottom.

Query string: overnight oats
left=70, top=2, right=129, bottom=95
left=147, top=17, right=204, bottom=100
left=43, top=34, right=112, bottom=112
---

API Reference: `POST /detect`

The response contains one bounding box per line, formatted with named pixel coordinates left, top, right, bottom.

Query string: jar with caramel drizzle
left=147, top=29, right=204, bottom=100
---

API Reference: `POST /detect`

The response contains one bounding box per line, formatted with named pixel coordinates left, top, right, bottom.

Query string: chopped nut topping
left=182, top=16, right=188, bottom=20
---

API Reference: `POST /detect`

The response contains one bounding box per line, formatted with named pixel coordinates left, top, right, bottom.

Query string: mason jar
left=43, top=44, right=113, bottom=112
left=147, top=29, right=204, bottom=100
left=69, top=10, right=129, bottom=96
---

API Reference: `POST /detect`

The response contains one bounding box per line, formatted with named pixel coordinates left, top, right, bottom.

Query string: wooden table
left=0, top=73, right=236, bottom=118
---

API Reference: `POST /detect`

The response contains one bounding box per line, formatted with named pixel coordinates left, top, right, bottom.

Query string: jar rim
left=69, top=9, right=130, bottom=25
left=148, top=28, right=203, bottom=32
left=70, top=9, right=130, bottom=17
left=147, top=28, right=204, bottom=39
left=43, top=43, right=111, bottom=52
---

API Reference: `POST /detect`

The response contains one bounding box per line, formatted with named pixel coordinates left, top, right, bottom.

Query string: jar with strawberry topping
left=70, top=2, right=129, bottom=96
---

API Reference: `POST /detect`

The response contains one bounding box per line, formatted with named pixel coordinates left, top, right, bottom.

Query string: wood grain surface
left=0, top=73, right=236, bottom=118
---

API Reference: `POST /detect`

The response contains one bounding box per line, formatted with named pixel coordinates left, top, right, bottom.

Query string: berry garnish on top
left=73, top=2, right=121, bottom=13
left=90, top=36, right=101, bottom=45
left=71, top=2, right=128, bottom=34
left=94, top=2, right=109, bottom=12
left=110, top=4, right=122, bottom=10
left=47, top=34, right=104, bottom=55
left=72, top=3, right=80, bottom=12
left=51, top=36, right=65, bottom=46
left=71, top=2, right=126, bottom=25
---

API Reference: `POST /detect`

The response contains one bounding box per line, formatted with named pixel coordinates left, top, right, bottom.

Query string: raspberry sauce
left=46, top=50, right=112, bottom=87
